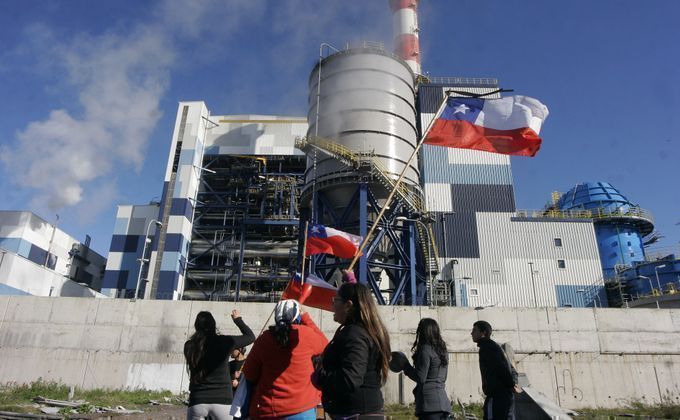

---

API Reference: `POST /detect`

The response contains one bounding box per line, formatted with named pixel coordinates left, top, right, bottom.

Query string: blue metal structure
left=185, top=154, right=305, bottom=301
left=556, top=182, right=654, bottom=279
left=616, top=258, right=680, bottom=297
left=301, top=183, right=425, bottom=305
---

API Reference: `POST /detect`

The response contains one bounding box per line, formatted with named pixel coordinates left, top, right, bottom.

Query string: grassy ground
left=575, top=401, right=680, bottom=419
left=3, top=382, right=680, bottom=419
left=0, top=380, right=181, bottom=415
left=385, top=401, right=680, bottom=419
left=385, top=402, right=484, bottom=419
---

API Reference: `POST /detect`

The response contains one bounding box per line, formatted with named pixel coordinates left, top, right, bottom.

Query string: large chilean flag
left=305, top=224, right=362, bottom=259
left=423, top=95, right=549, bottom=157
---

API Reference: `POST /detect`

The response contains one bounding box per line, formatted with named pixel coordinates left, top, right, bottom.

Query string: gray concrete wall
left=1, top=296, right=680, bottom=409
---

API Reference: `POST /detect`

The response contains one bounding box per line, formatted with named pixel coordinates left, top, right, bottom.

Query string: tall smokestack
left=389, top=0, right=421, bottom=76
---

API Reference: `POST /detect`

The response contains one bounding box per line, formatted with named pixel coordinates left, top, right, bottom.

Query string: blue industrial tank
left=556, top=182, right=654, bottom=279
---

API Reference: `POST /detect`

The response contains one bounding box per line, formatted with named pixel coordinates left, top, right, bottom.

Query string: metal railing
left=424, top=76, right=498, bottom=86
left=644, top=246, right=680, bottom=261
left=295, top=136, right=440, bottom=274
left=344, top=40, right=385, bottom=51
left=579, top=277, right=606, bottom=307
left=515, top=207, right=654, bottom=224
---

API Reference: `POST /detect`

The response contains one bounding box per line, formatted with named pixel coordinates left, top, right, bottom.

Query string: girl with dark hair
left=243, top=299, right=328, bottom=419
left=184, top=309, right=255, bottom=420
left=315, top=282, right=392, bottom=418
left=394, top=318, right=451, bottom=419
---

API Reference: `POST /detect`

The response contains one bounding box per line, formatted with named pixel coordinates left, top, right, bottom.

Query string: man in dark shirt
left=471, top=320, right=515, bottom=420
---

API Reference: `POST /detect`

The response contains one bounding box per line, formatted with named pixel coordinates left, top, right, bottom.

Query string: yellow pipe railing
left=296, top=136, right=440, bottom=273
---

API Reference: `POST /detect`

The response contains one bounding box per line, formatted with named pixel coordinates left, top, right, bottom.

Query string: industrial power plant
left=2, top=3, right=680, bottom=416
left=94, top=0, right=678, bottom=309
left=2, top=1, right=676, bottom=309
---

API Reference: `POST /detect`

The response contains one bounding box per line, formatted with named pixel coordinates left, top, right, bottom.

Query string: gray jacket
left=403, top=344, right=451, bottom=415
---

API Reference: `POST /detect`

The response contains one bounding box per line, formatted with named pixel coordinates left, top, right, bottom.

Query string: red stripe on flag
left=305, top=236, right=360, bottom=259
left=282, top=279, right=335, bottom=312
left=424, top=120, right=542, bottom=157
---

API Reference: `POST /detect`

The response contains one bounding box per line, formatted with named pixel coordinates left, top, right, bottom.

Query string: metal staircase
left=295, top=136, right=440, bottom=276
left=580, top=277, right=606, bottom=307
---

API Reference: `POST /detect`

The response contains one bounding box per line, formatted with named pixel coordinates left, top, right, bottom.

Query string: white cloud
left=1, top=23, right=172, bottom=212
left=74, top=180, right=121, bottom=226
left=155, top=0, right=265, bottom=41
left=1, top=0, right=390, bottom=220
left=0, top=0, right=265, bottom=216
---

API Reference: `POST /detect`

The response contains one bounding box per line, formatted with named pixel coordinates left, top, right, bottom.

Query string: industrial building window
left=557, top=259, right=566, bottom=269
left=554, top=238, right=563, bottom=247
left=469, top=288, right=479, bottom=297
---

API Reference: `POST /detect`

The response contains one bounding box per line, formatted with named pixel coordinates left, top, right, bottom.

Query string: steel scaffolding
left=182, top=154, right=306, bottom=301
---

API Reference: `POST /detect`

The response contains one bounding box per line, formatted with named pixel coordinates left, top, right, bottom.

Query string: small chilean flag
left=282, top=272, right=336, bottom=312
left=424, top=95, right=549, bottom=157
left=305, top=224, right=362, bottom=259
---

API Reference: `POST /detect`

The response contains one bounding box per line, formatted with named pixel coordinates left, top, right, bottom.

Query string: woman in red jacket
left=243, top=299, right=329, bottom=419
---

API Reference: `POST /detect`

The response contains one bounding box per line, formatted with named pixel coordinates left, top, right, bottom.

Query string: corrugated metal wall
left=417, top=82, right=603, bottom=307
left=436, top=213, right=604, bottom=308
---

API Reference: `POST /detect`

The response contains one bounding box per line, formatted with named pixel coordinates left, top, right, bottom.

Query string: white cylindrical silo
left=303, top=46, right=421, bottom=218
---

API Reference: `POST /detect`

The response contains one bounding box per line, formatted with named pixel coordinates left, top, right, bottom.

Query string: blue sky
left=1, top=0, right=678, bottom=256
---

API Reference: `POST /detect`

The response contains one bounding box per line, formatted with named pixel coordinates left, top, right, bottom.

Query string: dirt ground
left=76, top=405, right=187, bottom=420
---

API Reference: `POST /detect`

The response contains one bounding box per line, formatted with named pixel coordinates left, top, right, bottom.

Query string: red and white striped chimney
left=389, top=0, right=421, bottom=76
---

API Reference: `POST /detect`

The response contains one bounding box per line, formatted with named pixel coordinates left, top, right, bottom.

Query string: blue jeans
left=284, top=407, right=317, bottom=419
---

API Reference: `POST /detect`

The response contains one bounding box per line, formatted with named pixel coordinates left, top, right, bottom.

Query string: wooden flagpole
left=347, top=93, right=451, bottom=272
left=300, top=221, right=310, bottom=285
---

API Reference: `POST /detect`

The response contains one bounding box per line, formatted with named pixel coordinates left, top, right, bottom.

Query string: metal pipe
left=655, top=264, right=666, bottom=293
left=310, top=43, right=338, bottom=227
left=301, top=221, right=309, bottom=283
left=639, top=275, right=659, bottom=309
left=134, top=219, right=162, bottom=300
left=450, top=259, right=459, bottom=306
left=44, top=215, right=59, bottom=268
left=528, top=262, right=538, bottom=308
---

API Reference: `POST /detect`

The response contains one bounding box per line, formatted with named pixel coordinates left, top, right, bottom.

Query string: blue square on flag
left=309, top=225, right=327, bottom=238
left=440, top=97, right=483, bottom=122
left=424, top=95, right=548, bottom=157
left=306, top=224, right=362, bottom=259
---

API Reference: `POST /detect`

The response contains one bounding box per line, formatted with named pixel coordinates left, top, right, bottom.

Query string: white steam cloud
left=1, top=0, right=265, bottom=214
left=4, top=25, right=173, bottom=210
left=1, top=0, right=390, bottom=222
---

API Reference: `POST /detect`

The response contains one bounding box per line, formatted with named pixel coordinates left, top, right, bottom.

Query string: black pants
left=483, top=392, right=514, bottom=420
left=418, top=411, right=450, bottom=419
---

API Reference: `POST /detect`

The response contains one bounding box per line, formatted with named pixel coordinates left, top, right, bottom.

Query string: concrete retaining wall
left=1, top=296, right=680, bottom=409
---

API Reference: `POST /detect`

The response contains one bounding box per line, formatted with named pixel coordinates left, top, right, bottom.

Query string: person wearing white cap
left=243, top=299, right=328, bottom=419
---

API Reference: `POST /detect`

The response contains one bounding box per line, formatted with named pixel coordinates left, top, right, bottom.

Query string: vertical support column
left=359, top=183, right=368, bottom=284
left=409, top=223, right=417, bottom=306
left=234, top=223, right=246, bottom=302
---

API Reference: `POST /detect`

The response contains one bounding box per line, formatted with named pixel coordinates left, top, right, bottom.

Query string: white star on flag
left=311, top=226, right=320, bottom=233
left=453, top=103, right=470, bottom=114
